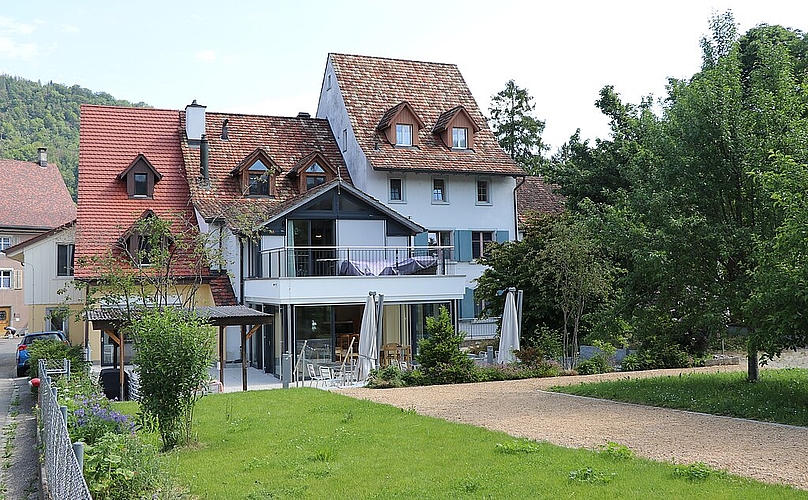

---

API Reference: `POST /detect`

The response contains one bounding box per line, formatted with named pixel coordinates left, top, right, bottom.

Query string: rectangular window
left=0, top=237, right=11, bottom=251
left=57, top=244, right=75, bottom=277
left=342, top=129, right=348, bottom=152
left=432, top=178, right=447, bottom=203
left=133, top=173, right=148, bottom=196
left=389, top=178, right=403, bottom=201
left=0, top=270, right=10, bottom=289
left=249, top=173, right=269, bottom=196
left=395, top=123, right=412, bottom=146
left=476, top=179, right=490, bottom=204
left=452, top=127, right=468, bottom=149
left=471, top=231, right=494, bottom=259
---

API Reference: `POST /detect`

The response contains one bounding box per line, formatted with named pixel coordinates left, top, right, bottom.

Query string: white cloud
left=194, top=50, right=217, bottom=62
left=0, top=37, right=37, bottom=60
left=0, top=16, right=36, bottom=35
left=60, top=24, right=80, bottom=34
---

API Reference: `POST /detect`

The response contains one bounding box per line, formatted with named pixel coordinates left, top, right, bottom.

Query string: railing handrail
left=260, top=244, right=455, bottom=254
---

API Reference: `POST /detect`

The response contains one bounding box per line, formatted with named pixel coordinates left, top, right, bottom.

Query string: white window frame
left=452, top=127, right=468, bottom=149
left=431, top=177, right=448, bottom=204
left=476, top=178, right=491, bottom=205
left=395, top=123, right=413, bottom=146
left=342, top=128, right=348, bottom=152
left=0, top=269, right=11, bottom=289
left=57, top=243, right=75, bottom=277
left=0, top=237, right=10, bottom=252
left=389, top=177, right=405, bottom=203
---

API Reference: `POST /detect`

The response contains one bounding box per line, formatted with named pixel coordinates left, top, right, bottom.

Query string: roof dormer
left=377, top=101, right=425, bottom=147
left=118, top=154, right=162, bottom=199
left=432, top=106, right=481, bottom=150
left=286, top=151, right=338, bottom=192
left=231, top=149, right=281, bottom=197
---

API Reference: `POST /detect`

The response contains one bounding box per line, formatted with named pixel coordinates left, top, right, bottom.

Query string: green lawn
left=124, top=388, right=808, bottom=499
left=551, top=367, right=808, bottom=426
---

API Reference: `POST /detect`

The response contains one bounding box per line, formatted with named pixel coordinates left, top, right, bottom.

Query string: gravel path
left=339, top=355, right=808, bottom=491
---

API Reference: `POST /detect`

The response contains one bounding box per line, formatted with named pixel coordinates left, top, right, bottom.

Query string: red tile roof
left=516, top=176, right=565, bottom=223
left=329, top=53, right=524, bottom=176
left=180, top=112, right=350, bottom=226
left=0, top=159, right=76, bottom=230
left=76, top=105, right=201, bottom=280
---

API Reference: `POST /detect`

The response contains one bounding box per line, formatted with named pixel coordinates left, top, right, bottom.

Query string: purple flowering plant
left=65, top=388, right=135, bottom=446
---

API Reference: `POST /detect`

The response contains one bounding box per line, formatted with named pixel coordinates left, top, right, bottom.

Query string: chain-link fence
left=39, top=359, right=92, bottom=500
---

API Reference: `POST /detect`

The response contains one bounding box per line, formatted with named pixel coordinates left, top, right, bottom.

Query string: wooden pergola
left=86, top=305, right=273, bottom=397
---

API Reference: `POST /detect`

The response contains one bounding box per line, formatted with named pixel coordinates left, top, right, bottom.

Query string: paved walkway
left=340, top=364, right=808, bottom=491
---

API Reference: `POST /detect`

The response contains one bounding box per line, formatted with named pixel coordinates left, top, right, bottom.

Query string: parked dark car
left=15, top=331, right=67, bottom=377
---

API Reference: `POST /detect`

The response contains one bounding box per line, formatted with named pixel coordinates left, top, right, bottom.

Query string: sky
left=0, top=1, right=805, bottom=153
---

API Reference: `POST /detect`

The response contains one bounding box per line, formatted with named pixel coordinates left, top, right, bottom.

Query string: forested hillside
left=0, top=75, right=149, bottom=199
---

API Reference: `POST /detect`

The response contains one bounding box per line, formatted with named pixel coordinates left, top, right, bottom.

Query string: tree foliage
left=489, top=80, right=548, bottom=173
left=535, top=13, right=808, bottom=375
left=0, top=75, right=148, bottom=199
left=416, top=306, right=474, bottom=384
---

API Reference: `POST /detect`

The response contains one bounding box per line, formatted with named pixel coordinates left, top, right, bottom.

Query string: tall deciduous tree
left=489, top=80, right=548, bottom=173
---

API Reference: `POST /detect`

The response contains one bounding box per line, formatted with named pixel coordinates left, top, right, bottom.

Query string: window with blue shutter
left=454, top=230, right=472, bottom=261
left=496, top=230, right=509, bottom=244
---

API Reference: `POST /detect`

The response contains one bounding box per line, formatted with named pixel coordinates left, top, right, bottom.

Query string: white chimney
left=37, top=147, right=47, bottom=167
left=185, top=100, right=206, bottom=145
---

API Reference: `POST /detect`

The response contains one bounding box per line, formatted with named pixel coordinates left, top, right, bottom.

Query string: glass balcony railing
left=247, top=246, right=456, bottom=279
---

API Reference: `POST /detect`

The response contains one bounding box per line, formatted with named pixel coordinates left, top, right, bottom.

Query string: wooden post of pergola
left=218, top=325, right=225, bottom=388
left=240, top=325, right=247, bottom=392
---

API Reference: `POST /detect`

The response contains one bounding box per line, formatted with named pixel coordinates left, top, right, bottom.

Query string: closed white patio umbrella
left=497, top=288, right=520, bottom=364
left=357, top=292, right=379, bottom=383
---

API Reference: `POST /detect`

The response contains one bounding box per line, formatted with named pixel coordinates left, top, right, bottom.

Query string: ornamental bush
left=416, top=307, right=475, bottom=385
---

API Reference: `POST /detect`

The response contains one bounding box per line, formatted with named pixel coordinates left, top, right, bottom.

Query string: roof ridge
left=329, top=52, right=458, bottom=68
left=202, top=111, right=326, bottom=121
left=81, top=104, right=178, bottom=113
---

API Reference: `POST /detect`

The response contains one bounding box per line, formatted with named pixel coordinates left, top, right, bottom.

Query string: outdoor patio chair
left=319, top=366, right=336, bottom=387
left=307, top=363, right=326, bottom=388
left=399, top=360, right=408, bottom=371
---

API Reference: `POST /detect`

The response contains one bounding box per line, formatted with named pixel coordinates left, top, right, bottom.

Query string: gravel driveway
left=340, top=357, right=808, bottom=491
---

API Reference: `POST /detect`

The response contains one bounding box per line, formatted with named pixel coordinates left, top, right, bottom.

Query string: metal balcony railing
left=248, top=246, right=456, bottom=279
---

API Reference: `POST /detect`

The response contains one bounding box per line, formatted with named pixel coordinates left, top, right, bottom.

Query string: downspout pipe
left=512, top=175, right=526, bottom=241
left=200, top=134, right=209, bottom=182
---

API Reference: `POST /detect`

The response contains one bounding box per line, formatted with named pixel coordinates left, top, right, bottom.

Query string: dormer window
left=122, top=211, right=172, bottom=267
left=395, top=124, right=413, bottom=146
left=377, top=102, right=424, bottom=147
left=118, top=154, right=162, bottom=199
left=433, top=106, right=481, bottom=150
left=452, top=128, right=468, bottom=149
left=305, top=163, right=327, bottom=190
left=287, top=151, right=338, bottom=192
left=232, top=149, right=280, bottom=197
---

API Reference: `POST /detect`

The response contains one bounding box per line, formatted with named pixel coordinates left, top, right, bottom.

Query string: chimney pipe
left=37, top=147, right=47, bottom=167
left=200, top=134, right=209, bottom=181
left=297, top=112, right=311, bottom=119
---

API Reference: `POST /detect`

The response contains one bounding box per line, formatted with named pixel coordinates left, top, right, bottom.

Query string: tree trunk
left=747, top=344, right=759, bottom=382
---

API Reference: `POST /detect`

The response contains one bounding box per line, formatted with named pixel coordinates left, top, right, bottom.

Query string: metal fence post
left=282, top=352, right=291, bottom=389
left=60, top=406, right=67, bottom=424
left=72, top=442, right=84, bottom=471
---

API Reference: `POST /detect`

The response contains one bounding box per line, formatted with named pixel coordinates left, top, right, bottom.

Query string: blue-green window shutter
left=414, top=232, right=428, bottom=246
left=455, top=230, right=472, bottom=261
left=460, top=287, right=475, bottom=319
left=496, top=230, right=509, bottom=244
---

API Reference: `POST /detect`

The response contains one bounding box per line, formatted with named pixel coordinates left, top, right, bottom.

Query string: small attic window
left=305, top=163, right=327, bottom=190
left=119, top=154, right=162, bottom=199
left=248, top=160, right=270, bottom=196
left=395, top=124, right=413, bottom=146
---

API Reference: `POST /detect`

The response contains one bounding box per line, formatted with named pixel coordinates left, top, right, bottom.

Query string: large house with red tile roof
left=0, top=152, right=76, bottom=337
left=75, top=53, right=561, bottom=375
left=316, top=53, right=528, bottom=324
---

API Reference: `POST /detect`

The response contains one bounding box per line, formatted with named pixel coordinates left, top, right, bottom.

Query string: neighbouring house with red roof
left=516, top=176, right=565, bottom=238
left=0, top=151, right=76, bottom=337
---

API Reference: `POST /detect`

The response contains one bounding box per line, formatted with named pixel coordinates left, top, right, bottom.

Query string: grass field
left=551, top=367, right=808, bottom=426
left=117, top=388, right=808, bottom=499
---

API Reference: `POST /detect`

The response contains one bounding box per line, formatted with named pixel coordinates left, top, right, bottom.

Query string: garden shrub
left=576, top=340, right=616, bottom=375
left=27, top=339, right=88, bottom=379
left=66, top=390, right=135, bottom=445
left=620, top=344, right=694, bottom=371
left=83, top=432, right=186, bottom=500
left=131, top=307, right=215, bottom=450
left=367, top=365, right=405, bottom=388
left=416, top=307, right=475, bottom=385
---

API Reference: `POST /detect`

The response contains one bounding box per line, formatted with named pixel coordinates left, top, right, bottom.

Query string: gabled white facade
left=316, top=57, right=520, bottom=320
